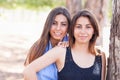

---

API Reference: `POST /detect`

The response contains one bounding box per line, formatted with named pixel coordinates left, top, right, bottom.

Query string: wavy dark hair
left=69, top=9, right=99, bottom=55
left=24, top=7, right=71, bottom=65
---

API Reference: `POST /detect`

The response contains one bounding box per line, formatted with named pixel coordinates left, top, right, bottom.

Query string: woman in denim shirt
left=24, top=7, right=71, bottom=80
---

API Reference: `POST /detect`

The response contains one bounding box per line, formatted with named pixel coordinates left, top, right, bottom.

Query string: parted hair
left=24, top=7, right=71, bottom=65
left=69, top=9, right=99, bottom=55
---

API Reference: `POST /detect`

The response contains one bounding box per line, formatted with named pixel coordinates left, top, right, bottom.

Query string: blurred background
left=0, top=0, right=111, bottom=80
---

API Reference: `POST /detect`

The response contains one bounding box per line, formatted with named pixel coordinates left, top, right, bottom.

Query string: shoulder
left=97, top=51, right=106, bottom=61
left=96, top=48, right=106, bottom=63
left=96, top=48, right=106, bottom=58
left=49, top=46, right=67, bottom=56
left=52, top=46, right=66, bottom=52
left=96, top=51, right=106, bottom=71
left=95, top=47, right=106, bottom=79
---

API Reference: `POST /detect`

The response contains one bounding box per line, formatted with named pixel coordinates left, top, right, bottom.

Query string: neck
left=72, top=42, right=89, bottom=54
left=50, top=38, right=60, bottom=47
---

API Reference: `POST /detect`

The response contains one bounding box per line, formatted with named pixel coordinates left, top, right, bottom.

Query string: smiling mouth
left=79, top=36, right=87, bottom=39
left=54, top=32, right=62, bottom=36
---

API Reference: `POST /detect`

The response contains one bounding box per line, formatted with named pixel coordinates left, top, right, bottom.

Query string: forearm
left=23, top=67, right=37, bottom=80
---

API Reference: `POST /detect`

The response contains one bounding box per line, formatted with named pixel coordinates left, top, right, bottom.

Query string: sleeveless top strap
left=65, top=47, right=73, bottom=63
left=96, top=55, right=102, bottom=64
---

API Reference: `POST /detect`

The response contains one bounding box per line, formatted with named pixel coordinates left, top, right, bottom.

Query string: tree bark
left=84, top=0, right=105, bottom=23
left=107, top=0, right=120, bottom=80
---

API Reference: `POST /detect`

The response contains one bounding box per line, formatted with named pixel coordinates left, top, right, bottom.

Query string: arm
left=23, top=46, right=66, bottom=80
left=101, top=52, right=106, bottom=80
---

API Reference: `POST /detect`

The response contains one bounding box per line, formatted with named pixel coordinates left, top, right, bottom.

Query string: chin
left=54, top=38, right=61, bottom=41
left=54, top=37, right=62, bottom=40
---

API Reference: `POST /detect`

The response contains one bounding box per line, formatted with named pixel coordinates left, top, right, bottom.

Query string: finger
left=57, top=42, right=62, bottom=46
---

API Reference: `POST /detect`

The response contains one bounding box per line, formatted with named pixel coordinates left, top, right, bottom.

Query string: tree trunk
left=107, top=0, right=120, bottom=80
left=66, top=0, right=82, bottom=18
left=84, top=0, right=105, bottom=23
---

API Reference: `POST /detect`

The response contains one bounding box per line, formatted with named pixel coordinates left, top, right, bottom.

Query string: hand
left=57, top=41, right=69, bottom=48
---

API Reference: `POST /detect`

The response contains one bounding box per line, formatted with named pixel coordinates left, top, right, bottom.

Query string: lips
left=54, top=32, right=62, bottom=37
left=79, top=36, right=87, bottom=40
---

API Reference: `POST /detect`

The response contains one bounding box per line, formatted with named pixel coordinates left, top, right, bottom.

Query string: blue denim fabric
left=37, top=35, right=68, bottom=80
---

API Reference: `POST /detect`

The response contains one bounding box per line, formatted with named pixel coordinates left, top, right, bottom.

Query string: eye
left=86, top=25, right=92, bottom=28
left=52, top=21, right=57, bottom=25
left=75, top=25, right=82, bottom=28
left=62, top=23, right=67, bottom=26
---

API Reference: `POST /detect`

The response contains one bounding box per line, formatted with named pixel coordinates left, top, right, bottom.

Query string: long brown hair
left=69, top=9, right=99, bottom=55
left=24, top=7, right=71, bottom=65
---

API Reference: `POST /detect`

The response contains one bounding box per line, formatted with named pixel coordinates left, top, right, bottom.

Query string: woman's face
left=74, top=16, right=94, bottom=44
left=50, top=14, right=68, bottom=41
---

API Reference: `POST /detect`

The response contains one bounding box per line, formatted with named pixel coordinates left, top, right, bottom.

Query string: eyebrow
left=54, top=20, right=67, bottom=22
left=61, top=21, right=67, bottom=23
left=75, top=24, right=92, bottom=25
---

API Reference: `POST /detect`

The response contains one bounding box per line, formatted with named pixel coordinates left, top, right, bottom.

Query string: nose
left=80, top=28, right=86, bottom=33
left=56, top=24, right=61, bottom=30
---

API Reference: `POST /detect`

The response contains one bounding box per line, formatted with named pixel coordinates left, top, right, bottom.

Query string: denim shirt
left=37, top=35, right=68, bottom=80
